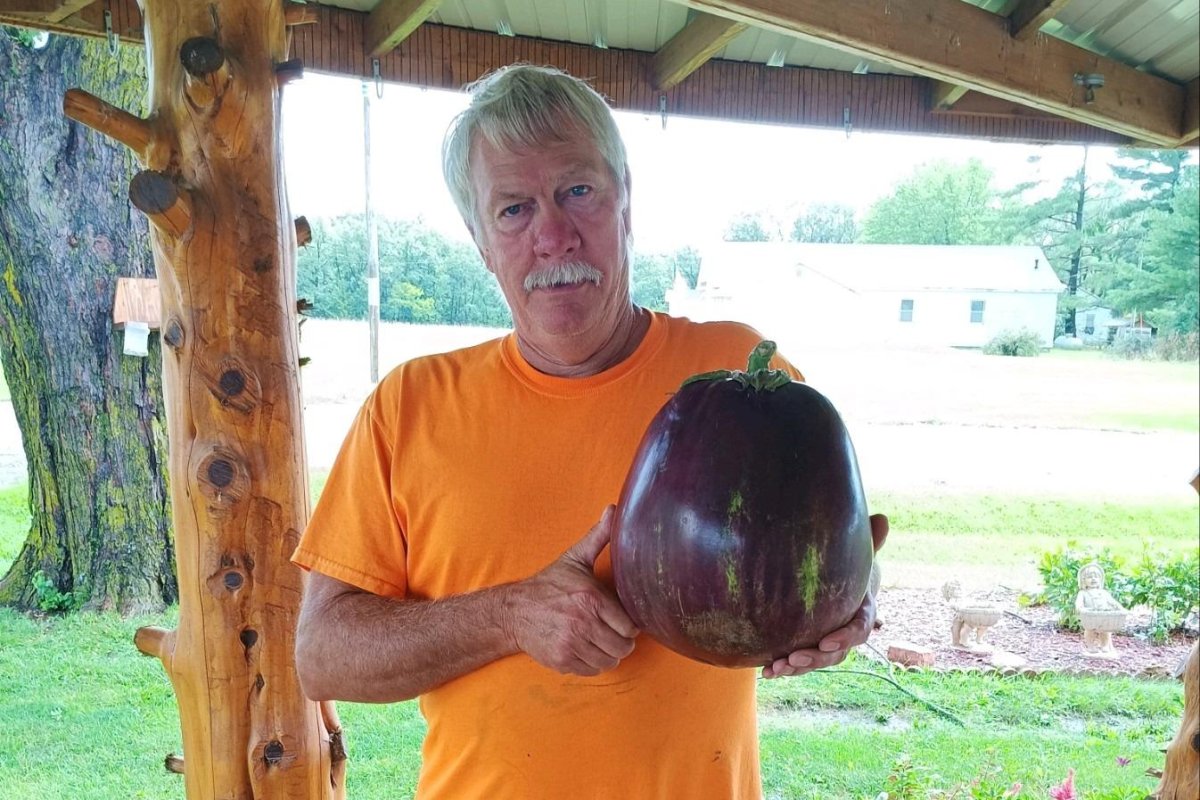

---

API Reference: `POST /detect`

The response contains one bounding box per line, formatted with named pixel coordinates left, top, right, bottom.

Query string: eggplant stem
left=678, top=340, right=793, bottom=392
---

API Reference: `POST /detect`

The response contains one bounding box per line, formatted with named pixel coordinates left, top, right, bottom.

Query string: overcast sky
left=282, top=71, right=1133, bottom=254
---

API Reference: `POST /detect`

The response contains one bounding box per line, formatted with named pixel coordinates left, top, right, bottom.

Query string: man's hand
left=762, top=513, right=889, bottom=679
left=503, top=505, right=640, bottom=676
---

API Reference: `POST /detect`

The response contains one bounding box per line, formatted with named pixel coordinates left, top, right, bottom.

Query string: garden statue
left=942, top=580, right=1003, bottom=652
left=1074, top=563, right=1127, bottom=659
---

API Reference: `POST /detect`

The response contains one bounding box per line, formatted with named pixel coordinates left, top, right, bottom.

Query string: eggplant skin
left=612, top=377, right=874, bottom=668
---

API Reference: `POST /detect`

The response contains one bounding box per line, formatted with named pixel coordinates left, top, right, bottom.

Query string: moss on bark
left=0, top=32, right=174, bottom=614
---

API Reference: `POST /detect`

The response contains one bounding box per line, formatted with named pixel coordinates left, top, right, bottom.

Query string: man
left=293, top=64, right=887, bottom=799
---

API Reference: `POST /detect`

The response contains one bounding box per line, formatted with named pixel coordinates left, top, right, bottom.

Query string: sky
left=280, top=71, right=1132, bottom=254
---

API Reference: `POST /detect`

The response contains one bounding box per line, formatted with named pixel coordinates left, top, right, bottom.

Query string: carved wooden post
left=1153, top=641, right=1198, bottom=800
left=64, top=2, right=344, bottom=797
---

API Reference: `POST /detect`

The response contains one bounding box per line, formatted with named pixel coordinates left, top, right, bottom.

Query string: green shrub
left=1035, top=545, right=1135, bottom=631
left=1152, top=331, right=1199, bottom=362
left=983, top=329, right=1042, bottom=357
left=1126, top=550, right=1200, bottom=643
left=1108, top=332, right=1155, bottom=360
left=31, top=569, right=84, bottom=614
left=1036, top=544, right=1199, bottom=642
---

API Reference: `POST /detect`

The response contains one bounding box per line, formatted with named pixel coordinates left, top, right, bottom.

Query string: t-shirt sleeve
left=291, top=395, right=409, bottom=599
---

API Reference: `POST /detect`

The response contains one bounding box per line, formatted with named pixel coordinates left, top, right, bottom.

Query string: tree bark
left=1062, top=147, right=1089, bottom=337
left=1154, top=641, right=1199, bottom=799
left=0, top=31, right=175, bottom=614
left=61, top=1, right=345, bottom=796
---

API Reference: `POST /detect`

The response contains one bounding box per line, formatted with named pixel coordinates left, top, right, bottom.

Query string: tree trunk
left=63, top=1, right=345, bottom=796
left=0, top=32, right=175, bottom=614
left=1062, top=147, right=1089, bottom=337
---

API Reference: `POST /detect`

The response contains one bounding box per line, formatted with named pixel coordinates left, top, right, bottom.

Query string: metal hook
left=103, top=8, right=118, bottom=55
left=372, top=59, right=383, bottom=99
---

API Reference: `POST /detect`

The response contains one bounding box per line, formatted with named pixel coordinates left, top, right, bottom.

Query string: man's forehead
left=471, top=134, right=608, bottom=188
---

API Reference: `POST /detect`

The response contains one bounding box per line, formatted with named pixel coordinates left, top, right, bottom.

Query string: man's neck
left=516, top=305, right=651, bottom=378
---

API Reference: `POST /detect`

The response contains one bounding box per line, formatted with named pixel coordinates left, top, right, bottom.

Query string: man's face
left=470, top=127, right=632, bottom=353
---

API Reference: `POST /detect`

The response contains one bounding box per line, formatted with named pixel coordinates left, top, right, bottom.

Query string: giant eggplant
left=611, top=341, right=874, bottom=668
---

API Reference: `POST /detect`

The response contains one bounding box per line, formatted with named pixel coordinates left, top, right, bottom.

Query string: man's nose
left=533, top=203, right=581, bottom=260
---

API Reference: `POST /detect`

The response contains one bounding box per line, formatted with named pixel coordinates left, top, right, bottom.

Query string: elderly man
left=293, top=64, right=887, bottom=799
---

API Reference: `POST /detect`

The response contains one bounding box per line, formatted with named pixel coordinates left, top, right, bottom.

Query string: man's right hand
left=502, top=505, right=640, bottom=676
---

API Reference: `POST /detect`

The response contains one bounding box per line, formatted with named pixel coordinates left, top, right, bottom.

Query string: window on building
left=1084, top=313, right=1095, bottom=335
left=970, top=300, right=985, bottom=323
left=899, top=299, right=914, bottom=322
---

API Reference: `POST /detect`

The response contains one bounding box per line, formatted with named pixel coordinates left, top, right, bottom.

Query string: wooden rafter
left=931, top=91, right=1060, bottom=120
left=0, top=0, right=58, bottom=13
left=680, top=0, right=1188, bottom=146
left=1183, top=78, right=1200, bottom=144
left=931, top=80, right=969, bottom=110
left=365, top=0, right=443, bottom=57
left=0, top=0, right=94, bottom=22
left=652, top=11, right=747, bottom=90
left=1008, top=0, right=1072, bottom=41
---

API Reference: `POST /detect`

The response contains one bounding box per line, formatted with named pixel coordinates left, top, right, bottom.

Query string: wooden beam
left=931, top=80, right=969, bottom=110
left=931, top=90, right=1062, bottom=121
left=679, top=0, right=1187, bottom=146
left=1183, top=78, right=1200, bottom=145
left=0, top=0, right=58, bottom=12
left=365, top=0, right=442, bottom=57
left=0, top=0, right=95, bottom=22
left=1008, top=0, right=1072, bottom=41
left=652, top=11, right=747, bottom=90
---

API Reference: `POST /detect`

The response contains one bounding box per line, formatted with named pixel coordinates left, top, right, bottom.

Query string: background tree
left=0, top=31, right=174, bottom=613
left=789, top=203, right=859, bottom=243
left=1098, top=164, right=1200, bottom=335
left=297, top=215, right=510, bottom=326
left=723, top=212, right=775, bottom=242
left=860, top=158, right=1002, bottom=245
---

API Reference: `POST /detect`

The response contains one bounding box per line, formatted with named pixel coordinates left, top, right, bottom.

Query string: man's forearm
left=296, top=580, right=520, bottom=703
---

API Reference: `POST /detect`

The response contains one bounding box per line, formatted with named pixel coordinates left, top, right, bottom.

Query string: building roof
left=697, top=242, right=1067, bottom=295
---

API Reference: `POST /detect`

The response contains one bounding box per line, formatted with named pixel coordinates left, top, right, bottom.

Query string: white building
left=667, top=242, right=1065, bottom=350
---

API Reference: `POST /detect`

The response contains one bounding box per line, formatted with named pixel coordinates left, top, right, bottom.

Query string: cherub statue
left=1075, top=563, right=1127, bottom=658
left=942, top=580, right=1002, bottom=652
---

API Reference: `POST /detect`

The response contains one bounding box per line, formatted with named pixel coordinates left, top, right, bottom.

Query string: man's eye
left=500, top=204, right=523, bottom=218
left=568, top=185, right=590, bottom=197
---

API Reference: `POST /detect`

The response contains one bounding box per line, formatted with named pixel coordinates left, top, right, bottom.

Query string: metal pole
left=362, top=81, right=380, bottom=383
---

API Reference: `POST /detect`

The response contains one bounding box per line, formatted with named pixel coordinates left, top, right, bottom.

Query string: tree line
left=725, top=150, right=1199, bottom=338
left=296, top=215, right=703, bottom=327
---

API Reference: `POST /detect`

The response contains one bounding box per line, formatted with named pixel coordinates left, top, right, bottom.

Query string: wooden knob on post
left=180, top=37, right=231, bottom=110
left=129, top=171, right=192, bottom=238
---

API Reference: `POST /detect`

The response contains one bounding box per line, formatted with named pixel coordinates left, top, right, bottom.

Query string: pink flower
left=1049, top=768, right=1076, bottom=800
left=1116, top=756, right=1131, bottom=767
left=1003, top=781, right=1022, bottom=797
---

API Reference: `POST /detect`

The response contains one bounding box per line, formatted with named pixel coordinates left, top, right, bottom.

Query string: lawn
left=0, top=331, right=1196, bottom=798
left=0, top=478, right=1194, bottom=799
left=0, top=608, right=1182, bottom=800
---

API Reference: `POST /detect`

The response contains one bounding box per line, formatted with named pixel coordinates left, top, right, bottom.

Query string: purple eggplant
left=612, top=341, right=875, bottom=668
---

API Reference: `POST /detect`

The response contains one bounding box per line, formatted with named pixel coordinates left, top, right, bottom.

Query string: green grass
left=0, top=612, right=1181, bottom=800
left=0, top=474, right=1194, bottom=798
left=873, top=490, right=1198, bottom=572
left=0, top=483, right=29, bottom=575
left=756, top=656, right=1182, bottom=799
left=1088, top=408, right=1200, bottom=432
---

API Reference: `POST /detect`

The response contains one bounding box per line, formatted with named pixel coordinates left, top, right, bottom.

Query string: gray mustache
left=524, top=262, right=603, bottom=292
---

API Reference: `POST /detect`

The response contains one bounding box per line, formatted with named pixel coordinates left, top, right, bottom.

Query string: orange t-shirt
left=292, top=312, right=801, bottom=800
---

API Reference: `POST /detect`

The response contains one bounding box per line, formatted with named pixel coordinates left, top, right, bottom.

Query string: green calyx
left=680, top=340, right=792, bottom=392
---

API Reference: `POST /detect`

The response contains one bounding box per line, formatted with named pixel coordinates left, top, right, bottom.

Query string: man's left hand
left=762, top=513, right=889, bottom=679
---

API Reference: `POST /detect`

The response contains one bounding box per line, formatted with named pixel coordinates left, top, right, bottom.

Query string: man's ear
left=474, top=232, right=496, bottom=275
